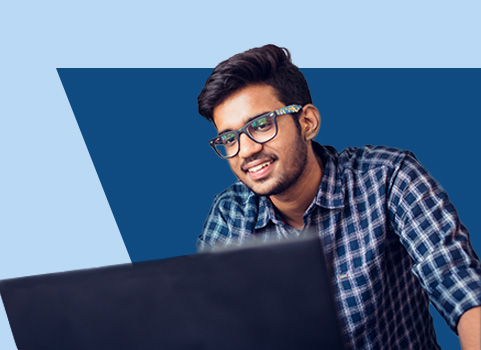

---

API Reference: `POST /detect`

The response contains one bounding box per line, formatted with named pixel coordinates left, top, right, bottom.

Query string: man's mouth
left=247, top=161, right=273, bottom=173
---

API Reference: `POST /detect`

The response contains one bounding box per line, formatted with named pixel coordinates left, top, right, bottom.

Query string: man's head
left=198, top=45, right=321, bottom=198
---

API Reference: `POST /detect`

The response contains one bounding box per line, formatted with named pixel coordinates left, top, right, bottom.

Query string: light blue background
left=1, top=2, right=480, bottom=349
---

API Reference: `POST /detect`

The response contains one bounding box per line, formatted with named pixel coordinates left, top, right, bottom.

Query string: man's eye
left=221, top=134, right=236, bottom=145
left=251, top=118, right=271, bottom=131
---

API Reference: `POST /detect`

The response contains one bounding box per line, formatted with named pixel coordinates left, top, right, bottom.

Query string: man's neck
left=270, top=150, right=323, bottom=230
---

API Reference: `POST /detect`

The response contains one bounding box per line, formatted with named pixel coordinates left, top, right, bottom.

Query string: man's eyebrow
left=218, top=111, right=271, bottom=135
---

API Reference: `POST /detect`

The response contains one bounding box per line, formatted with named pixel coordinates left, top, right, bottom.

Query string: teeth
left=248, top=161, right=271, bottom=173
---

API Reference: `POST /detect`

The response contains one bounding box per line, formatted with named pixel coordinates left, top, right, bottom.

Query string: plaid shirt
left=197, top=142, right=481, bottom=350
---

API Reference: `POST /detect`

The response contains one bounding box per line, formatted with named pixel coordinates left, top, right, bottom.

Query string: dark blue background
left=58, top=68, right=480, bottom=349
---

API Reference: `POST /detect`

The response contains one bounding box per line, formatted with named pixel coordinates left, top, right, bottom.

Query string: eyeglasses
left=209, top=104, right=303, bottom=159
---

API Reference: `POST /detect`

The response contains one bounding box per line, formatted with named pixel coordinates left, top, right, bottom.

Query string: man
left=196, top=45, right=480, bottom=349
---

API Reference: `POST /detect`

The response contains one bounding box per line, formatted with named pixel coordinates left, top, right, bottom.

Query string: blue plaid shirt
left=197, top=143, right=481, bottom=349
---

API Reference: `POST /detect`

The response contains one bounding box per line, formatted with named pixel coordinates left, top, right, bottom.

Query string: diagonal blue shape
left=58, top=68, right=479, bottom=349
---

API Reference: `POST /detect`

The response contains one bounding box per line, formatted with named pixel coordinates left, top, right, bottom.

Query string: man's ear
left=299, top=104, right=321, bottom=141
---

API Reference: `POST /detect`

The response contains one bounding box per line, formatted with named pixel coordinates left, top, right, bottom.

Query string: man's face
left=213, top=84, right=308, bottom=197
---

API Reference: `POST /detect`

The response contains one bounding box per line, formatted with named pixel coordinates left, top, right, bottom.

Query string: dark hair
left=197, top=44, right=312, bottom=122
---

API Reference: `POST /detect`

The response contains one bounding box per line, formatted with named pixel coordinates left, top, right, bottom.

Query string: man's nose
left=238, top=133, right=262, bottom=159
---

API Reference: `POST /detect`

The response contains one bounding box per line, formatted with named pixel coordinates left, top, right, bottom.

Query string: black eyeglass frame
left=208, top=104, right=303, bottom=159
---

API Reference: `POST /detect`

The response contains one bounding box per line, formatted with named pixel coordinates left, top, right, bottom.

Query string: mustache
left=241, top=153, right=278, bottom=171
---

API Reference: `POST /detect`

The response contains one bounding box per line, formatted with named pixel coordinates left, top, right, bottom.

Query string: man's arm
left=458, top=306, right=480, bottom=350
left=388, top=151, right=481, bottom=337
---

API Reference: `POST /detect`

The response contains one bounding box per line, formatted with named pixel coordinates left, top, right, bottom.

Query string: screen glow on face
left=250, top=117, right=274, bottom=134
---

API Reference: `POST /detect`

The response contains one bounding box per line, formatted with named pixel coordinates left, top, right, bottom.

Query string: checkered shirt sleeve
left=388, top=151, right=481, bottom=332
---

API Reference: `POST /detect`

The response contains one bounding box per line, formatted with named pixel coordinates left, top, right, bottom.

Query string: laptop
left=0, top=236, right=344, bottom=349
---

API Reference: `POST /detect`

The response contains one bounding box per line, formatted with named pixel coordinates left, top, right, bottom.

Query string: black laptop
left=0, top=236, right=344, bottom=349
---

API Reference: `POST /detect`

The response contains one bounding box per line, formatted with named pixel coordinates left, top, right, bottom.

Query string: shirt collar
left=255, top=142, right=345, bottom=229
left=312, top=142, right=345, bottom=209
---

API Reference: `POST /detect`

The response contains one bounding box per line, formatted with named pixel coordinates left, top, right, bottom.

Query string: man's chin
left=242, top=178, right=277, bottom=197
left=242, top=171, right=302, bottom=197
left=244, top=178, right=290, bottom=197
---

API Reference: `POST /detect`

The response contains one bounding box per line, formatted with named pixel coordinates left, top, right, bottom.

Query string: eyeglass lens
left=214, top=114, right=277, bottom=158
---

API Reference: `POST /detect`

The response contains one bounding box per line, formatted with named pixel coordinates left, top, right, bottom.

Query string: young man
left=196, top=45, right=480, bottom=349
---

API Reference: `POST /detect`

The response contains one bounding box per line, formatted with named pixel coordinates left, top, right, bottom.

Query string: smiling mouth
left=247, top=160, right=274, bottom=173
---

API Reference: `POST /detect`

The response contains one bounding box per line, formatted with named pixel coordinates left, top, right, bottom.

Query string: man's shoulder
left=211, top=181, right=259, bottom=213
left=200, top=181, right=261, bottom=249
left=334, top=145, right=413, bottom=172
